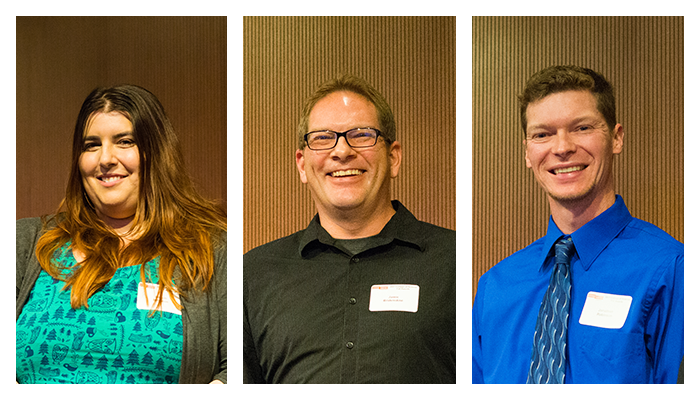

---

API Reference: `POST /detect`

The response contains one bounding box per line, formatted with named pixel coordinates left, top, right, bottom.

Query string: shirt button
left=351, top=256, right=359, bottom=263
left=345, top=341, right=354, bottom=349
left=349, top=297, right=357, bottom=305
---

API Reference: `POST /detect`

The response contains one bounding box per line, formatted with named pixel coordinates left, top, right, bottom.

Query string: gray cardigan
left=15, top=217, right=227, bottom=384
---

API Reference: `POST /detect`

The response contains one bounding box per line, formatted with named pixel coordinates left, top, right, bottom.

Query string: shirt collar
left=538, top=195, right=633, bottom=272
left=298, top=200, right=426, bottom=256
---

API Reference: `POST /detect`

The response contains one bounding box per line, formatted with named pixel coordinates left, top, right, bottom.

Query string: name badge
left=137, top=282, right=182, bottom=315
left=578, top=291, right=632, bottom=329
left=369, top=284, right=419, bottom=313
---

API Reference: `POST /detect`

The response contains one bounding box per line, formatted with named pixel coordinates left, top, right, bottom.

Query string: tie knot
left=555, top=236, right=574, bottom=265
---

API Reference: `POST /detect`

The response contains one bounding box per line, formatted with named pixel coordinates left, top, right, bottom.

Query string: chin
left=325, top=195, right=368, bottom=211
left=547, top=187, right=597, bottom=205
left=331, top=201, right=363, bottom=211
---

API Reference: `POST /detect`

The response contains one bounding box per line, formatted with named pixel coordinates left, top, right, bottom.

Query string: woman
left=16, top=85, right=227, bottom=384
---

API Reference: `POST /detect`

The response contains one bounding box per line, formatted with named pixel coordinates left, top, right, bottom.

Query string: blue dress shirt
left=473, top=196, right=683, bottom=383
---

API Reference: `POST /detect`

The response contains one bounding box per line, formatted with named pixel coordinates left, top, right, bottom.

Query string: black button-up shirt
left=244, top=201, right=456, bottom=383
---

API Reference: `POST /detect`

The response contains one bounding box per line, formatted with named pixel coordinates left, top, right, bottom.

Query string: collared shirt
left=244, top=201, right=456, bottom=383
left=473, top=195, right=683, bottom=384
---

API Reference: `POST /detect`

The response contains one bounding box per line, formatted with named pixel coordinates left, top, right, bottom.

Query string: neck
left=73, top=214, right=140, bottom=263
left=317, top=201, right=396, bottom=239
left=97, top=211, right=139, bottom=246
left=549, top=190, right=616, bottom=234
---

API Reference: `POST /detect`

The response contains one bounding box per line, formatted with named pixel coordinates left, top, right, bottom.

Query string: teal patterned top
left=16, top=243, right=183, bottom=384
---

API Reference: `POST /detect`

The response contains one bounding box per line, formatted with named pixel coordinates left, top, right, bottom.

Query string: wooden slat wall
left=16, top=17, right=227, bottom=220
left=244, top=17, right=456, bottom=253
left=472, top=16, right=684, bottom=301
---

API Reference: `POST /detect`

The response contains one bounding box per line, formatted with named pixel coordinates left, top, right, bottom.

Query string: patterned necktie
left=527, top=236, right=575, bottom=384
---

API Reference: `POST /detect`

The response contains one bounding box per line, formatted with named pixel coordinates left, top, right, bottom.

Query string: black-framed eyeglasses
left=304, top=127, right=382, bottom=150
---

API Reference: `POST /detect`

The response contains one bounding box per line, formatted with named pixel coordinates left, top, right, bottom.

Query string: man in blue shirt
left=472, top=65, right=683, bottom=384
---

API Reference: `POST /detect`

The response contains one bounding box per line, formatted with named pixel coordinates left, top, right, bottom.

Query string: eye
left=528, top=132, right=550, bottom=142
left=82, top=141, right=99, bottom=151
left=313, top=133, right=335, bottom=140
left=117, top=138, right=136, bottom=147
left=351, top=129, right=375, bottom=138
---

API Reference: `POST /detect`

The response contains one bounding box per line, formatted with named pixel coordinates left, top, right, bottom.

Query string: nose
left=99, top=144, right=118, bottom=167
left=551, top=130, right=576, bottom=157
left=330, top=135, right=357, bottom=160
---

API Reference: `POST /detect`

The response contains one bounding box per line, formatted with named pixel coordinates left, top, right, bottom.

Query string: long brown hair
left=36, top=85, right=226, bottom=309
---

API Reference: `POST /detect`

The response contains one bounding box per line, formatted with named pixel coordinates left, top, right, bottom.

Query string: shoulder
left=624, top=217, right=683, bottom=253
left=615, top=219, right=684, bottom=282
left=243, top=230, right=306, bottom=287
left=16, top=216, right=52, bottom=256
left=203, top=228, right=226, bottom=287
left=16, top=217, right=44, bottom=238
left=244, top=230, right=305, bottom=261
left=211, top=229, right=227, bottom=263
left=393, top=202, right=456, bottom=246
left=410, top=220, right=456, bottom=254
left=209, top=228, right=227, bottom=253
left=480, top=236, right=545, bottom=283
left=474, top=237, right=546, bottom=316
left=17, top=214, right=63, bottom=237
left=16, top=217, right=50, bottom=296
left=500, top=236, right=544, bottom=264
left=413, top=218, right=455, bottom=238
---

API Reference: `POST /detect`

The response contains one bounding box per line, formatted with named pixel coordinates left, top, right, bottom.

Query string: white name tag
left=369, top=284, right=419, bottom=312
left=578, top=291, right=632, bottom=329
left=137, top=282, right=182, bottom=315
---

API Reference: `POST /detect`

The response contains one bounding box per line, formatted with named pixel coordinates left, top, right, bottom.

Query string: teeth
left=554, top=166, right=584, bottom=175
left=100, top=176, right=123, bottom=182
left=331, top=169, right=362, bottom=177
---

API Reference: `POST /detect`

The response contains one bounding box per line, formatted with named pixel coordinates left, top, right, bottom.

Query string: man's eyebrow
left=526, top=123, right=550, bottom=132
left=526, top=115, right=603, bottom=132
left=568, top=115, right=602, bottom=125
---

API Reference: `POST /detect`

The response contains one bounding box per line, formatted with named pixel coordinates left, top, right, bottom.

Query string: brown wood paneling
left=244, top=16, right=456, bottom=253
left=472, top=16, right=683, bottom=302
left=16, top=17, right=226, bottom=220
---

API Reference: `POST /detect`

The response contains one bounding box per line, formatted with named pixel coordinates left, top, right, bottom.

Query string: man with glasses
left=472, top=65, right=683, bottom=383
left=243, top=75, right=456, bottom=383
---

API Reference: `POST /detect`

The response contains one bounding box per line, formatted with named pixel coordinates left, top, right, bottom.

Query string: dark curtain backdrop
left=16, top=16, right=227, bottom=220
left=243, top=16, right=456, bottom=253
left=472, top=16, right=683, bottom=301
